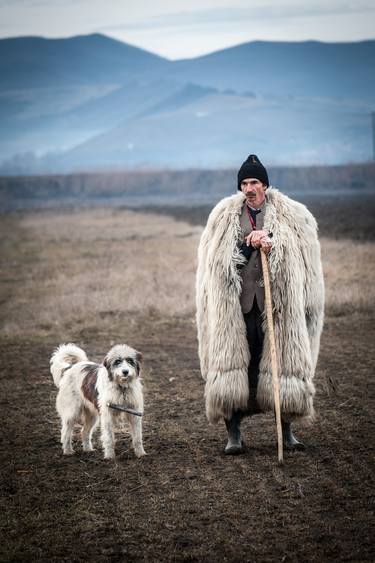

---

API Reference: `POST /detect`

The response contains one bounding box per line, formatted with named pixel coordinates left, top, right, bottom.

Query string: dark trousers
left=243, top=297, right=264, bottom=413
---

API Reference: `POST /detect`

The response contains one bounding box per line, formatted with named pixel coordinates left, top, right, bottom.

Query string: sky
left=1, top=0, right=374, bottom=59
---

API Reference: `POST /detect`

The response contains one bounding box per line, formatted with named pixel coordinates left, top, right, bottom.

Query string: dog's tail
left=50, top=343, right=88, bottom=387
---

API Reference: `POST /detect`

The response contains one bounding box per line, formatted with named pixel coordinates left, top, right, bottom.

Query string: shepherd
left=196, top=154, right=324, bottom=454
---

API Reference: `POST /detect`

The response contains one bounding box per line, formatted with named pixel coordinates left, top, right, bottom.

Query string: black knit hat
left=237, top=154, right=269, bottom=190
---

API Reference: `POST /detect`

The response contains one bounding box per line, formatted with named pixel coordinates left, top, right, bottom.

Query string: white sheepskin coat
left=196, top=188, right=324, bottom=423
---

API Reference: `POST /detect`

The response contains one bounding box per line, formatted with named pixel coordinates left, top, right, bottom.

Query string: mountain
left=0, top=35, right=374, bottom=173
left=138, top=82, right=217, bottom=117
left=167, top=40, right=375, bottom=101
left=0, top=33, right=170, bottom=90
left=0, top=34, right=175, bottom=160
left=52, top=89, right=371, bottom=171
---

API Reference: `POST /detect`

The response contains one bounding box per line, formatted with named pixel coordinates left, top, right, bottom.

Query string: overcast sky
left=1, top=0, right=374, bottom=59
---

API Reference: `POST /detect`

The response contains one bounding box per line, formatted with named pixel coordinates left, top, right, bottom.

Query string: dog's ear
left=103, top=356, right=113, bottom=380
left=135, top=351, right=143, bottom=363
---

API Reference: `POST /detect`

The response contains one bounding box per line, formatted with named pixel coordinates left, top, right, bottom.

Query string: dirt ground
left=1, top=204, right=374, bottom=562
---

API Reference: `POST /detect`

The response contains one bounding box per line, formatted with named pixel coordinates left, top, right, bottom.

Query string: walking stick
left=260, top=249, right=284, bottom=464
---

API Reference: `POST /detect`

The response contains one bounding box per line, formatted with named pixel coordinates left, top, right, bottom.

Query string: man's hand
left=245, top=230, right=270, bottom=248
left=244, top=230, right=272, bottom=254
left=260, top=236, right=272, bottom=254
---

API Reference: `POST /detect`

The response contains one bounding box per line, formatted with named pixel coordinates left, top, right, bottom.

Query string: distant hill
left=0, top=34, right=374, bottom=173
left=37, top=89, right=373, bottom=171
left=168, top=40, right=375, bottom=101
left=0, top=34, right=169, bottom=89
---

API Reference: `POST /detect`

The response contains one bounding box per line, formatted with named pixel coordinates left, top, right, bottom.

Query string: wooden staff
left=260, top=249, right=284, bottom=463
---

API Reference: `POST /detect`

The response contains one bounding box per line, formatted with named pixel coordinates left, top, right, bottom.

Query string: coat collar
left=225, top=187, right=279, bottom=217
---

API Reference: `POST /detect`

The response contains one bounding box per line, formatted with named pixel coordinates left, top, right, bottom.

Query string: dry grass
left=0, top=208, right=374, bottom=337
left=321, top=237, right=375, bottom=314
left=0, top=209, right=201, bottom=336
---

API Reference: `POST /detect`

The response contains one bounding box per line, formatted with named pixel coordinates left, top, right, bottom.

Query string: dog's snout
left=122, top=369, right=129, bottom=376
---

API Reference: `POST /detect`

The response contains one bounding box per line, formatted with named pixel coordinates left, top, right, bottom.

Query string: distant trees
left=0, top=163, right=374, bottom=210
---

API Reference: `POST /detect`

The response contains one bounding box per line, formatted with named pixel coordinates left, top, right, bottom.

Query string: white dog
left=50, top=343, right=146, bottom=459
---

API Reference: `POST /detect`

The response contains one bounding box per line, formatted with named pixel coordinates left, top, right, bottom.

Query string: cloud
left=99, top=1, right=375, bottom=33
left=0, top=0, right=75, bottom=5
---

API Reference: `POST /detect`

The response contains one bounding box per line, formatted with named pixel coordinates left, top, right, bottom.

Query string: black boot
left=224, top=411, right=244, bottom=455
left=282, top=421, right=305, bottom=451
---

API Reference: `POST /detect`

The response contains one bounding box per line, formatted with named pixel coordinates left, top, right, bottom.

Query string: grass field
left=1, top=202, right=374, bottom=562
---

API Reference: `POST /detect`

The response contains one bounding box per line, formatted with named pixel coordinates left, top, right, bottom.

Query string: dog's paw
left=135, top=448, right=147, bottom=458
left=83, top=445, right=95, bottom=452
left=63, top=449, right=74, bottom=456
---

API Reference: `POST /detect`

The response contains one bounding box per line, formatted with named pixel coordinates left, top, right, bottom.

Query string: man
left=196, top=154, right=324, bottom=454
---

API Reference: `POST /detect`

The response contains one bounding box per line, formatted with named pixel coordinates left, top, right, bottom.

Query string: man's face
left=240, top=178, right=266, bottom=208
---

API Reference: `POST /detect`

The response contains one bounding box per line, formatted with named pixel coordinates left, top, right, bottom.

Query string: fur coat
left=196, top=188, right=324, bottom=424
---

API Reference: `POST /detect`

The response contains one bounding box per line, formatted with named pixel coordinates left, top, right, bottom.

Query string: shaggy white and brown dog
left=50, top=343, right=146, bottom=459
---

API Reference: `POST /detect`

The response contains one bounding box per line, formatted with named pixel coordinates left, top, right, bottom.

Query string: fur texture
left=196, top=188, right=324, bottom=423
left=50, top=343, right=146, bottom=459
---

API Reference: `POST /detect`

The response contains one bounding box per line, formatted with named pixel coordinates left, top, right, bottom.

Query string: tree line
left=1, top=163, right=374, bottom=208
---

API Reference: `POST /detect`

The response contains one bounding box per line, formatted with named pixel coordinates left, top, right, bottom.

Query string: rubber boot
left=224, top=411, right=244, bottom=455
left=282, top=420, right=305, bottom=451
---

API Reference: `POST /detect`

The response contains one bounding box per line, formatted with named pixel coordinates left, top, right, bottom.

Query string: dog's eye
left=125, top=357, right=135, bottom=367
left=113, top=359, right=122, bottom=366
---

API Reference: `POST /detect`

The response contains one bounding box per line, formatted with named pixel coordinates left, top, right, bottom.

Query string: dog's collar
left=107, top=402, right=143, bottom=416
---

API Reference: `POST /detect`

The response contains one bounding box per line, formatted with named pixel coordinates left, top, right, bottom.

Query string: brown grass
left=322, top=238, right=375, bottom=314
left=0, top=209, right=201, bottom=336
left=0, top=208, right=374, bottom=338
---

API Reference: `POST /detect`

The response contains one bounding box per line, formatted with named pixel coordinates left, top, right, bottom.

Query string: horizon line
left=1, top=32, right=375, bottom=62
